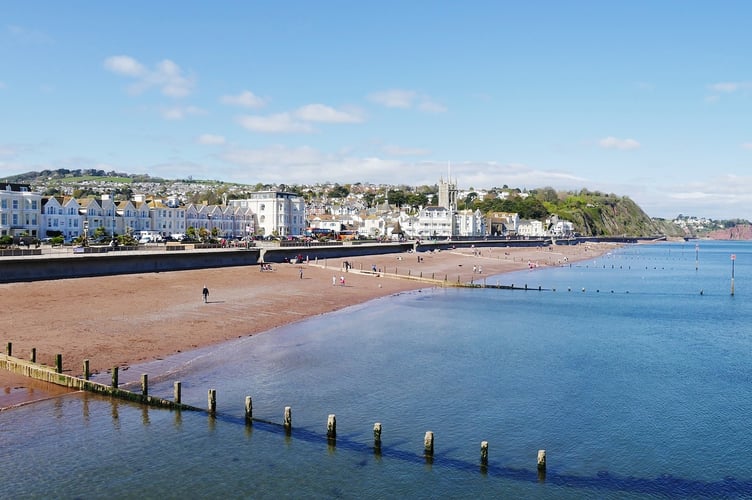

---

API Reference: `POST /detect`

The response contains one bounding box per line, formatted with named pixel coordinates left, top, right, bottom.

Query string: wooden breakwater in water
left=0, top=348, right=202, bottom=412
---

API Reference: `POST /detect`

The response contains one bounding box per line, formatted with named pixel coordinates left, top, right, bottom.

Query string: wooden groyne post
left=174, top=381, right=182, bottom=404
left=208, top=389, right=217, bottom=416
left=537, top=449, right=546, bottom=470
left=55, top=354, right=63, bottom=374
left=141, top=374, right=148, bottom=397
left=327, top=414, right=336, bottom=441
left=111, top=366, right=118, bottom=388
left=6, top=342, right=10, bottom=356
left=245, top=396, right=253, bottom=425
left=373, top=422, right=382, bottom=452
left=480, top=441, right=489, bottom=466
left=424, top=431, right=434, bottom=457
left=284, top=406, right=292, bottom=433
left=83, top=359, right=90, bottom=380
left=30, top=348, right=36, bottom=363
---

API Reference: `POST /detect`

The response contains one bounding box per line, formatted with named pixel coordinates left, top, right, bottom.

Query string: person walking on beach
left=202, top=285, right=209, bottom=303
left=299, top=268, right=303, bottom=279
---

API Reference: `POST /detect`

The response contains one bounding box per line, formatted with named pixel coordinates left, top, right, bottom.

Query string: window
left=12, top=200, right=18, bottom=209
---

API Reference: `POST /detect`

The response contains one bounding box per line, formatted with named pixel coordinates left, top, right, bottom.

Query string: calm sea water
left=3, top=241, right=752, bottom=499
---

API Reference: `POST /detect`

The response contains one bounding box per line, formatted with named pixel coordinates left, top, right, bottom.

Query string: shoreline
left=1, top=242, right=618, bottom=409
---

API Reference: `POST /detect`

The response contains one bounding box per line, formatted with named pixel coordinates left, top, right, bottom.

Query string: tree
left=329, top=184, right=350, bottom=198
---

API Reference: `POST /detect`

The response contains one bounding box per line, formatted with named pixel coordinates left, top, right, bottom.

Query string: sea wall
left=0, top=239, right=552, bottom=283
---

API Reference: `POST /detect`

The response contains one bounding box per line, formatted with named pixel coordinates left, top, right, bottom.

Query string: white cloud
left=708, top=81, right=752, bottom=93
left=368, top=89, right=446, bottom=113
left=599, top=136, right=640, bottom=150
left=368, top=89, right=417, bottom=108
left=7, top=25, right=53, bottom=44
left=295, top=104, right=363, bottom=123
left=197, top=134, right=226, bottom=145
left=104, top=55, right=146, bottom=77
left=237, top=113, right=314, bottom=133
left=161, top=105, right=205, bottom=120
left=221, top=90, right=266, bottom=108
left=104, top=55, right=194, bottom=98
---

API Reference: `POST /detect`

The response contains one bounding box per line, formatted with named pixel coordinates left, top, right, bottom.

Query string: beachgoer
left=332, top=276, right=336, bottom=286
left=202, top=286, right=209, bottom=303
left=340, top=276, right=345, bottom=286
left=299, top=268, right=303, bottom=279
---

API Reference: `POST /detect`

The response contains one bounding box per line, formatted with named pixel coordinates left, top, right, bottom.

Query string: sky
left=1, top=1, right=751, bottom=219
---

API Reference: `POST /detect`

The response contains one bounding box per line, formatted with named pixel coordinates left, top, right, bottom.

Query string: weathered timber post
left=83, top=359, right=90, bottom=380
left=408, top=269, right=411, bottom=276
left=208, top=389, right=217, bottom=416
left=30, top=348, right=36, bottom=363
left=424, top=431, right=434, bottom=457
left=245, top=396, right=253, bottom=425
left=525, top=284, right=528, bottom=290
left=174, top=381, right=182, bottom=404
left=5, top=342, right=11, bottom=356
left=537, top=449, right=546, bottom=470
left=55, top=354, right=63, bottom=374
left=420, top=271, right=423, bottom=278
left=373, top=422, right=382, bottom=451
left=141, top=374, right=148, bottom=397
left=284, top=406, right=292, bottom=433
left=327, top=414, right=336, bottom=441
left=111, top=366, right=118, bottom=388
left=480, top=441, right=489, bottom=466
left=432, top=272, right=435, bottom=280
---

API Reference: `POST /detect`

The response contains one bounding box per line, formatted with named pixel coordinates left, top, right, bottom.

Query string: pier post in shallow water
left=424, top=431, right=434, bottom=457
left=327, top=414, right=336, bottom=441
left=174, top=381, right=181, bottom=404
left=373, top=422, right=382, bottom=451
left=83, top=359, right=89, bottom=380
left=537, top=449, right=546, bottom=470
left=284, top=406, right=292, bottom=432
left=56, top=354, right=63, bottom=374
left=480, top=441, right=489, bottom=466
left=245, top=396, right=253, bottom=425
left=208, top=389, right=217, bottom=416
left=141, top=374, right=148, bottom=397
left=111, top=366, right=118, bottom=388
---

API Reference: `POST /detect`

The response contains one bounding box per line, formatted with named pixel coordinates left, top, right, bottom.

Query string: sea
left=2, top=240, right=752, bottom=499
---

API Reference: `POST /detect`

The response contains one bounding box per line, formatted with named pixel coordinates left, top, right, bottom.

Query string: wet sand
left=1, top=242, right=615, bottom=409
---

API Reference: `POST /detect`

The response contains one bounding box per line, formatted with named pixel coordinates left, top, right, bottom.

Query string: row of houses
left=0, top=180, right=573, bottom=243
left=0, top=183, right=306, bottom=242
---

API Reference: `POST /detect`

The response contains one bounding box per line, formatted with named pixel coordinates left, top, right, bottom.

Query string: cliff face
left=704, top=224, right=752, bottom=240
left=553, top=195, right=670, bottom=237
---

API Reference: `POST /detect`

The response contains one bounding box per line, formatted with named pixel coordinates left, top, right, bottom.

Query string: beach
left=1, top=242, right=613, bottom=408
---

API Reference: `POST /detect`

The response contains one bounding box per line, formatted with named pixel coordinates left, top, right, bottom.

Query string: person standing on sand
left=202, top=285, right=209, bottom=303
left=299, top=268, right=303, bottom=279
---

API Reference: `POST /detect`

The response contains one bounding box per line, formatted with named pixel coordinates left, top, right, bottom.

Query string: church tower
left=438, top=165, right=457, bottom=211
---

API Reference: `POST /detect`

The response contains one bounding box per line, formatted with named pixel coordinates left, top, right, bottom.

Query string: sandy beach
left=1, top=242, right=615, bottom=408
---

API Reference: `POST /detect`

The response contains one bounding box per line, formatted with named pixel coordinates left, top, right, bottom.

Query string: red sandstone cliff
left=705, top=224, right=752, bottom=240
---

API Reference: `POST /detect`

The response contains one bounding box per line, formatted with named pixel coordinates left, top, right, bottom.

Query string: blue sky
left=2, top=1, right=751, bottom=219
